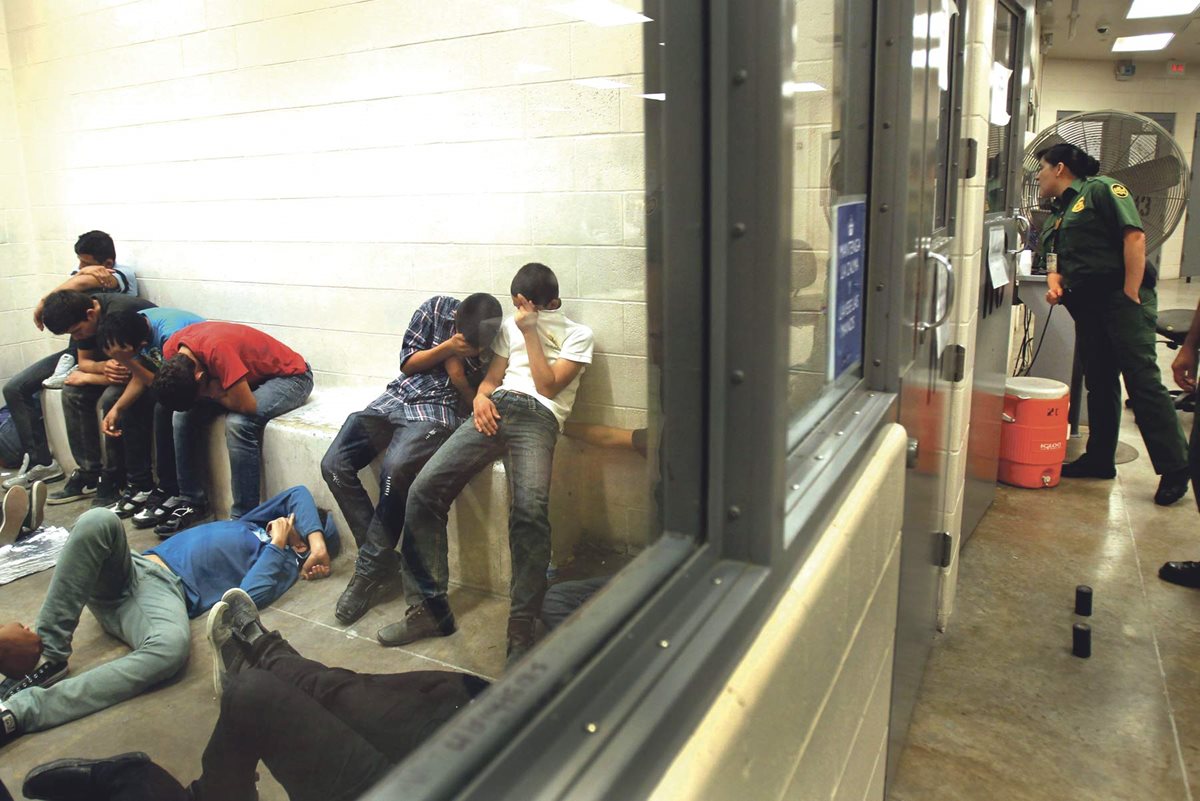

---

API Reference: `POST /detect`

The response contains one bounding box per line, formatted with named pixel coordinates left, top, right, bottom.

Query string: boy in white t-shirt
left=378, top=263, right=594, bottom=665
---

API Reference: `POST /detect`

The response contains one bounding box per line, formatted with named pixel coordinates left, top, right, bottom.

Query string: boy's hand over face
left=514, top=294, right=539, bottom=333
left=446, top=333, right=480, bottom=358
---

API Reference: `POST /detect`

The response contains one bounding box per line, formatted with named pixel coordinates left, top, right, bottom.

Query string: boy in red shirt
left=151, top=322, right=312, bottom=534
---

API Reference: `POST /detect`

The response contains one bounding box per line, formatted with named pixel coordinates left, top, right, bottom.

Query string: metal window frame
left=362, top=1, right=905, bottom=799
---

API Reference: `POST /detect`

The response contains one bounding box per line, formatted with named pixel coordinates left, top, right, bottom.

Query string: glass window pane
left=788, top=0, right=867, bottom=424
left=985, top=3, right=1018, bottom=213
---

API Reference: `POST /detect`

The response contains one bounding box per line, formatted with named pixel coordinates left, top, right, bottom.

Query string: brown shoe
left=377, top=597, right=456, bottom=647
left=505, top=618, right=537, bottom=668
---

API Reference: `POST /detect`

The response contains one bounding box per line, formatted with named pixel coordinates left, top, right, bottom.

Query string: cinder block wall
left=1, top=0, right=651, bottom=543
left=1040, top=58, right=1199, bottom=280
left=0, top=4, right=42, bottom=394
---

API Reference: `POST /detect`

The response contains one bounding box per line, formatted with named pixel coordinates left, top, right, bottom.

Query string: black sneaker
left=505, top=618, right=537, bottom=668
left=1, top=660, right=69, bottom=701
left=110, top=486, right=156, bottom=519
left=132, top=492, right=178, bottom=529
left=1160, top=560, right=1200, bottom=588
left=47, top=471, right=98, bottom=505
left=335, top=573, right=386, bottom=624
left=377, top=597, right=456, bottom=647
left=206, top=588, right=269, bottom=694
left=154, top=503, right=207, bottom=538
left=1060, top=456, right=1117, bottom=480
left=1155, top=467, right=1190, bottom=507
left=90, top=476, right=123, bottom=508
left=23, top=752, right=152, bottom=799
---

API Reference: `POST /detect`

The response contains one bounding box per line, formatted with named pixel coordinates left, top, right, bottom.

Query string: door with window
left=964, top=0, right=1033, bottom=541
left=888, top=0, right=964, bottom=780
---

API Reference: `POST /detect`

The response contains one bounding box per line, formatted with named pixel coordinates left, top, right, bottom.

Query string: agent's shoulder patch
left=1111, top=183, right=1130, bottom=198
left=1071, top=197, right=1086, bottom=213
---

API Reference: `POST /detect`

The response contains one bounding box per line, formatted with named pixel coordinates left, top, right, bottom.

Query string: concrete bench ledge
left=42, top=383, right=650, bottom=598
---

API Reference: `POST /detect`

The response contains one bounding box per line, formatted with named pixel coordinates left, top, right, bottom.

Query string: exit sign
left=1167, top=61, right=1186, bottom=77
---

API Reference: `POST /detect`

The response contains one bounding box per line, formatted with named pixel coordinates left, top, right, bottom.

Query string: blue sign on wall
left=828, top=198, right=867, bottom=380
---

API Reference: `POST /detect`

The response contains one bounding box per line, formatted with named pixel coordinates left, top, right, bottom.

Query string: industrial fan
left=1019, top=110, right=1191, bottom=255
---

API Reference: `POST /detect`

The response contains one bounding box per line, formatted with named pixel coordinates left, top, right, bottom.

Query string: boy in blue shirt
left=0, top=486, right=337, bottom=743
left=97, top=308, right=204, bottom=521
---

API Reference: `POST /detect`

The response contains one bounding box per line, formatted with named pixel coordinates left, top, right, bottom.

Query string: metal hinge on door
left=938, top=531, right=953, bottom=568
left=961, top=138, right=977, bottom=180
left=941, top=344, right=966, bottom=383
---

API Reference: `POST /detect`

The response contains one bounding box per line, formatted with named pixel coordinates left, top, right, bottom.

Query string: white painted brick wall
left=0, top=0, right=649, bottom=429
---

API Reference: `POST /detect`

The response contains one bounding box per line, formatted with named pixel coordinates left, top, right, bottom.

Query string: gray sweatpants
left=5, top=508, right=190, bottom=732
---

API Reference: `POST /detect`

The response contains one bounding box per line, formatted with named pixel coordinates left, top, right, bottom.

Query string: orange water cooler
left=998, top=377, right=1070, bottom=489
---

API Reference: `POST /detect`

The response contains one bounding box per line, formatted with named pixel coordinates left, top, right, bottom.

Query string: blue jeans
left=6, top=508, right=189, bottom=732
left=1, top=349, right=65, bottom=466
left=402, top=390, right=558, bottom=621
left=320, top=409, right=452, bottom=582
left=175, top=368, right=313, bottom=518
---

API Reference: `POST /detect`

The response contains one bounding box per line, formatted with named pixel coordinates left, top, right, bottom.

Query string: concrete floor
left=892, top=278, right=1200, bottom=801
left=0, top=494, right=510, bottom=799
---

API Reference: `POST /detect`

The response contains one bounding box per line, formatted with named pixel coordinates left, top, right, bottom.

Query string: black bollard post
left=1075, top=585, right=1093, bottom=617
left=1072, top=623, right=1091, bottom=658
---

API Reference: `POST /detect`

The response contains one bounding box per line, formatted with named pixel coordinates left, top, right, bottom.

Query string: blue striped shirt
left=369, top=296, right=482, bottom=427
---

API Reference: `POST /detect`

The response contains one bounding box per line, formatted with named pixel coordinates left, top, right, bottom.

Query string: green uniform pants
left=1066, top=285, right=1188, bottom=475
left=5, top=508, right=190, bottom=732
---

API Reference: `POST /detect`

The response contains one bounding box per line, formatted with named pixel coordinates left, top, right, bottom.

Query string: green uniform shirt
left=1042, top=175, right=1142, bottom=290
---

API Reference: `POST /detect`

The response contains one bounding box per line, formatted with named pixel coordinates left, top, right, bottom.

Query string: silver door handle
left=1013, top=209, right=1032, bottom=248
left=918, top=251, right=955, bottom=332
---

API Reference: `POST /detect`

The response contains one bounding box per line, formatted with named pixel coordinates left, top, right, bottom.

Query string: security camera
left=1096, top=21, right=1111, bottom=34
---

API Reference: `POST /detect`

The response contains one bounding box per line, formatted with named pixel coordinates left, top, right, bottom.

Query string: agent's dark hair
left=153, top=354, right=200, bottom=411
left=1036, top=143, right=1100, bottom=178
left=41, top=290, right=95, bottom=335
left=456, top=293, right=504, bottom=350
left=98, top=310, right=151, bottom=352
left=75, top=230, right=116, bottom=263
left=509, top=262, right=559, bottom=308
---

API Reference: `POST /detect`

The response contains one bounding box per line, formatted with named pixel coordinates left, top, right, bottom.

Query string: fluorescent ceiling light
left=1111, top=32, right=1175, bottom=50
left=573, top=77, right=630, bottom=89
left=639, top=93, right=665, bottom=101
left=551, top=0, right=651, bottom=26
left=1126, top=0, right=1200, bottom=19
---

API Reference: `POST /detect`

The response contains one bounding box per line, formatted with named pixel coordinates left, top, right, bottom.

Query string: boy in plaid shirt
left=322, top=293, right=503, bottom=624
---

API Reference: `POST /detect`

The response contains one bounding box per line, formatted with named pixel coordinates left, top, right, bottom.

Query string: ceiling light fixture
left=1126, top=0, right=1200, bottom=19
left=551, top=0, right=652, bottom=26
left=1112, top=32, right=1176, bottom=50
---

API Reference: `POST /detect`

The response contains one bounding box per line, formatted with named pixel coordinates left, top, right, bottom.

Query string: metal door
left=1183, top=113, right=1200, bottom=280
left=963, top=0, right=1033, bottom=541
left=887, top=0, right=963, bottom=783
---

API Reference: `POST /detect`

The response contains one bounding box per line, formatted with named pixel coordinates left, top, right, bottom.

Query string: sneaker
left=1, top=706, right=18, bottom=748
left=154, top=502, right=208, bottom=538
left=1, top=485, right=29, bottom=547
left=40, top=353, right=76, bottom=389
left=90, top=476, right=123, bottom=508
left=132, top=492, right=178, bottom=529
left=0, top=661, right=68, bottom=701
left=1159, top=561, right=1200, bottom=588
left=206, top=588, right=268, bottom=694
left=377, top=597, right=456, bottom=647
left=1, top=454, right=29, bottom=490
left=47, top=470, right=98, bottom=505
left=1155, top=467, right=1190, bottom=507
left=3, top=458, right=64, bottom=490
left=1060, top=456, right=1117, bottom=480
left=23, top=752, right=151, bottom=799
left=24, top=480, right=48, bottom=533
left=110, top=486, right=156, bottom=519
left=335, top=573, right=386, bottom=624
left=505, top=618, right=537, bottom=668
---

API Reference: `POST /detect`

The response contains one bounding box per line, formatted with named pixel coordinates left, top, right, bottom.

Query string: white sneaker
left=4, top=460, right=65, bottom=490
left=41, top=354, right=76, bottom=390
left=1, top=454, right=30, bottom=490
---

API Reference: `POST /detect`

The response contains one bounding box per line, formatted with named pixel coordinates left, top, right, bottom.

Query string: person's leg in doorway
left=224, top=369, right=313, bottom=518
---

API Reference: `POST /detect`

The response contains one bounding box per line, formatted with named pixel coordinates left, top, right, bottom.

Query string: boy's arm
left=33, top=269, right=120, bottom=329
left=446, top=356, right=476, bottom=403
left=102, top=373, right=149, bottom=437
left=523, top=333, right=584, bottom=399
left=402, top=333, right=478, bottom=375
left=210, top=378, right=258, bottom=415
left=473, top=355, right=508, bottom=436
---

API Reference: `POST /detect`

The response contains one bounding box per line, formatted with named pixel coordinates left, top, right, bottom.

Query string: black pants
left=85, top=633, right=488, bottom=801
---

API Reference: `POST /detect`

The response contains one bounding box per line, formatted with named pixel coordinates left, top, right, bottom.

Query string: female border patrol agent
left=1039, top=142, right=1189, bottom=506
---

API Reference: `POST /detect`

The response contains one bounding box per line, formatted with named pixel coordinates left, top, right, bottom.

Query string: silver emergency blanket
left=0, top=526, right=70, bottom=585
